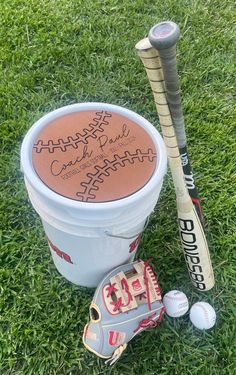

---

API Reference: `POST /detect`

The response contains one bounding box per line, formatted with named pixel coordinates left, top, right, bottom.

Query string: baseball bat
left=149, top=21, right=204, bottom=227
left=135, top=37, right=214, bottom=291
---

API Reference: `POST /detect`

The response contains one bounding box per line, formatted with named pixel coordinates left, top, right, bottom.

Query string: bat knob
left=149, top=21, right=180, bottom=50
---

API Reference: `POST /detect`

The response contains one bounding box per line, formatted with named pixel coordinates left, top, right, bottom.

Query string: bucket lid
left=32, top=109, right=157, bottom=202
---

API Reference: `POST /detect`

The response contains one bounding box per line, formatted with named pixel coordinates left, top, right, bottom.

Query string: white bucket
left=21, top=103, right=167, bottom=287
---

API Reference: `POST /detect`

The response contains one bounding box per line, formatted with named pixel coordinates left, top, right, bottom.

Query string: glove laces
left=105, top=343, right=128, bottom=366
left=143, top=258, right=152, bottom=311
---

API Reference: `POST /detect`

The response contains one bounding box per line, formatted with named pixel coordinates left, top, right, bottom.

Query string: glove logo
left=131, top=278, right=142, bottom=292
left=108, top=330, right=126, bottom=346
left=48, top=238, right=73, bottom=264
left=129, top=234, right=142, bottom=253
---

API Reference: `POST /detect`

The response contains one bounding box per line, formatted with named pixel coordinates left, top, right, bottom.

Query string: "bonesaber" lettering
left=179, top=218, right=205, bottom=290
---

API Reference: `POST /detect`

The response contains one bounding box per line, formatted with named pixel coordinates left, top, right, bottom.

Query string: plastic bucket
left=21, top=103, right=167, bottom=287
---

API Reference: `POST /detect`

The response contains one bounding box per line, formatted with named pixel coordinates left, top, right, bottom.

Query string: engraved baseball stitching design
left=32, top=110, right=158, bottom=202
left=76, top=148, right=157, bottom=202
left=33, top=111, right=112, bottom=153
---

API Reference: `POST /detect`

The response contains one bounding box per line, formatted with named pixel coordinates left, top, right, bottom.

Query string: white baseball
left=163, top=290, right=189, bottom=317
left=190, top=302, right=216, bottom=330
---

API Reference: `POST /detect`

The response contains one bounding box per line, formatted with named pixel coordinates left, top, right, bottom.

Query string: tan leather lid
left=32, top=110, right=157, bottom=202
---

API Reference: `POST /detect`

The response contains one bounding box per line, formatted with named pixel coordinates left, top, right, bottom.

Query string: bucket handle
left=104, top=216, right=150, bottom=240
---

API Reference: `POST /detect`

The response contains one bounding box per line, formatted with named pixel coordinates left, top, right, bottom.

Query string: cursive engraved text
left=97, top=123, right=130, bottom=152
left=50, top=145, right=93, bottom=176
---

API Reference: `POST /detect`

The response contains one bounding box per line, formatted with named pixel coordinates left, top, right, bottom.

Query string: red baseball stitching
left=164, top=294, right=187, bottom=301
left=193, top=303, right=212, bottom=326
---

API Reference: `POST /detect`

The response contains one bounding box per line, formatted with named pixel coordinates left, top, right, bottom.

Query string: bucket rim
left=21, top=102, right=167, bottom=211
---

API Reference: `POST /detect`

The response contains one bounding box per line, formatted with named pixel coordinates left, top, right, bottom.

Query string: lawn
left=0, top=0, right=235, bottom=374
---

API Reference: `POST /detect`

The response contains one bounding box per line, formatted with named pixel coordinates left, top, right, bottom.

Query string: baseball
left=163, top=290, right=189, bottom=317
left=190, top=302, right=216, bottom=330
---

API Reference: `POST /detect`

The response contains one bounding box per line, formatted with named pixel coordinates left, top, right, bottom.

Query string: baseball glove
left=83, top=259, right=165, bottom=364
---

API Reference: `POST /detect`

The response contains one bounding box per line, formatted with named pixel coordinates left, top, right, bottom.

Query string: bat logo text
left=178, top=218, right=205, bottom=290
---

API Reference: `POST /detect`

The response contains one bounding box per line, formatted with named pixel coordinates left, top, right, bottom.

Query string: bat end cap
left=135, top=37, right=152, bottom=52
left=149, top=21, right=180, bottom=50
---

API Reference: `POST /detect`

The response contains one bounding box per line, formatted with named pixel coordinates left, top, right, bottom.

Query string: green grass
left=0, top=0, right=235, bottom=374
